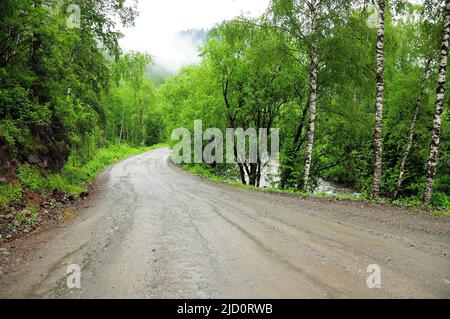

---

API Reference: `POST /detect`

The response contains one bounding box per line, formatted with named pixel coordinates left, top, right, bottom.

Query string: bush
left=431, top=192, right=450, bottom=210
left=0, top=183, right=23, bottom=208
left=1, top=144, right=165, bottom=208
left=56, top=144, right=164, bottom=194
left=17, top=164, right=47, bottom=191
left=46, top=173, right=84, bottom=196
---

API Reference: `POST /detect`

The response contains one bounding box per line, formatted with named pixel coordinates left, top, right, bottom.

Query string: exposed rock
left=79, top=192, right=90, bottom=199
left=20, top=209, right=32, bottom=217
left=52, top=189, right=66, bottom=202
left=27, top=153, right=41, bottom=165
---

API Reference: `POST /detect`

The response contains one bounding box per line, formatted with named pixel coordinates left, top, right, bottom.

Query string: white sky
left=119, top=0, right=270, bottom=73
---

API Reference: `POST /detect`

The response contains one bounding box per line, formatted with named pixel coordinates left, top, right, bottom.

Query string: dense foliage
left=0, top=0, right=138, bottom=169
left=158, top=1, right=449, bottom=208
left=0, top=1, right=163, bottom=212
left=0, top=0, right=448, bottom=212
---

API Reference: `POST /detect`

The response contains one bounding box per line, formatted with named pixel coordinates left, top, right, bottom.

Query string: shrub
left=17, top=164, right=46, bottom=191
left=0, top=183, right=23, bottom=208
left=431, top=192, right=450, bottom=210
left=2, top=144, right=164, bottom=208
left=46, top=173, right=84, bottom=196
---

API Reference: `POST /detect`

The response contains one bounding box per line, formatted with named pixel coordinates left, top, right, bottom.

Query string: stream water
left=259, top=160, right=361, bottom=197
left=313, top=178, right=361, bottom=198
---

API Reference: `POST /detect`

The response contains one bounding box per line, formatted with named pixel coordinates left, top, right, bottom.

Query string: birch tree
left=424, top=0, right=450, bottom=203
left=204, top=20, right=296, bottom=186
left=372, top=0, right=386, bottom=199
left=270, top=0, right=351, bottom=190
left=302, top=0, right=319, bottom=190
left=394, top=57, right=432, bottom=199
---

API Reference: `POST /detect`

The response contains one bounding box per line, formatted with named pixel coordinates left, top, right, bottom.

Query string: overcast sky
left=119, top=0, right=270, bottom=73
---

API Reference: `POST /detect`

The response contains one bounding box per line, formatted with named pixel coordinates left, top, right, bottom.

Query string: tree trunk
left=119, top=107, right=125, bottom=143
left=394, top=57, right=432, bottom=199
left=248, top=163, right=258, bottom=186
left=302, top=0, right=318, bottom=190
left=424, top=0, right=450, bottom=203
left=232, top=138, right=247, bottom=184
left=256, top=162, right=262, bottom=188
left=372, top=0, right=385, bottom=199
left=237, top=163, right=247, bottom=185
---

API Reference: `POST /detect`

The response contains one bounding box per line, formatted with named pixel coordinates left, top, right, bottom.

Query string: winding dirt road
left=1, top=148, right=449, bottom=298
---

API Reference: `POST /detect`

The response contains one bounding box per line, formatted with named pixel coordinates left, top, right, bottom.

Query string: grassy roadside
left=178, top=163, right=450, bottom=218
left=0, top=143, right=166, bottom=241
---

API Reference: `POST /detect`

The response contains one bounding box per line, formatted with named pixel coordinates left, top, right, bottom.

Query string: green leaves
left=0, top=0, right=139, bottom=169
left=160, top=1, right=448, bottom=205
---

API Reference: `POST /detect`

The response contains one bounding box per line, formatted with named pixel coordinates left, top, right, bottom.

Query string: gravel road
left=1, top=148, right=449, bottom=298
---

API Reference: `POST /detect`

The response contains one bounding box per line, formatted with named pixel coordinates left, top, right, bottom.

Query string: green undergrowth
left=0, top=143, right=166, bottom=208
left=179, top=163, right=450, bottom=217
left=0, top=183, right=23, bottom=208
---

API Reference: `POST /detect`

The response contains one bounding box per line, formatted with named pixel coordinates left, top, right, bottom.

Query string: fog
left=119, top=0, right=269, bottom=74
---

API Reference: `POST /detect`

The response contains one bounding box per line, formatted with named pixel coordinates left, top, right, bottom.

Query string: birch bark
left=302, top=0, right=318, bottom=190
left=424, top=0, right=450, bottom=203
left=372, top=0, right=386, bottom=199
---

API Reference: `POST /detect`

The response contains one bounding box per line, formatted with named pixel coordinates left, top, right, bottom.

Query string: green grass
left=17, top=164, right=47, bottom=192
left=0, top=183, right=23, bottom=208
left=178, top=163, right=450, bottom=216
left=59, top=143, right=166, bottom=195
left=390, top=194, right=450, bottom=214
left=180, top=163, right=360, bottom=200
left=429, top=192, right=450, bottom=211
left=180, top=163, right=225, bottom=183
left=429, top=209, right=450, bottom=218
left=0, top=143, right=166, bottom=208
left=9, top=204, right=39, bottom=230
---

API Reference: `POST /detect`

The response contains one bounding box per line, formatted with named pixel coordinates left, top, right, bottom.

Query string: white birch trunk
left=394, top=58, right=432, bottom=199
left=302, top=0, right=318, bottom=190
left=372, top=0, right=385, bottom=199
left=424, top=0, right=450, bottom=203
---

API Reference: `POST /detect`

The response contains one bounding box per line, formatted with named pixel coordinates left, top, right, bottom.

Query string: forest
left=0, top=0, right=449, bottom=229
left=161, top=0, right=449, bottom=209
